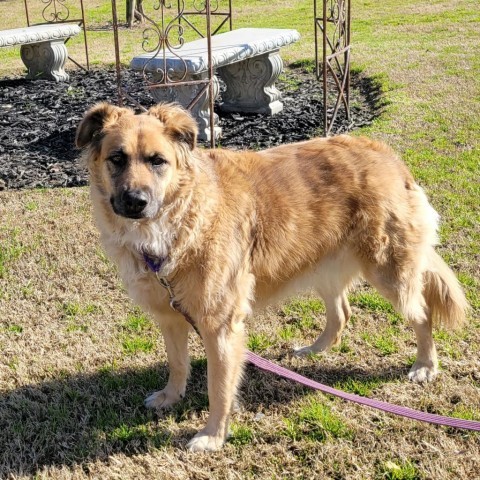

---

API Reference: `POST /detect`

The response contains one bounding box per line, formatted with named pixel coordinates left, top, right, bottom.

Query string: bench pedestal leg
left=150, top=72, right=221, bottom=142
left=218, top=50, right=284, bottom=115
left=20, top=40, right=70, bottom=82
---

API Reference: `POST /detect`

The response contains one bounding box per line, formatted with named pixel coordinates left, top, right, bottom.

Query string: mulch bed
left=0, top=68, right=381, bottom=190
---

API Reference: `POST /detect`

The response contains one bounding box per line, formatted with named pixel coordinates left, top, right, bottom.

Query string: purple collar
left=143, top=251, right=166, bottom=273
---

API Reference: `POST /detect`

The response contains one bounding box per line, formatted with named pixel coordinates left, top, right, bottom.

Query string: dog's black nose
left=121, top=189, right=148, bottom=215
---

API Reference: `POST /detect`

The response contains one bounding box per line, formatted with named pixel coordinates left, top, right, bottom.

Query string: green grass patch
left=105, top=419, right=172, bottom=450
left=118, top=308, right=158, bottom=355
left=109, top=423, right=147, bottom=443
left=350, top=291, right=402, bottom=325
left=229, top=422, right=255, bottom=446
left=281, top=297, right=325, bottom=332
left=289, top=58, right=316, bottom=73
left=334, top=377, right=385, bottom=397
left=60, top=301, right=101, bottom=333
left=0, top=227, right=28, bottom=278
left=376, top=459, right=423, bottom=480
left=122, top=335, right=155, bottom=355
left=283, top=396, right=353, bottom=443
left=247, top=333, right=274, bottom=353
left=449, top=405, right=480, bottom=421
left=282, top=297, right=325, bottom=318
left=362, top=327, right=400, bottom=356
left=278, top=72, right=303, bottom=91
left=277, top=324, right=297, bottom=341
left=8, top=357, right=19, bottom=371
left=433, top=330, right=464, bottom=360
left=458, top=272, right=480, bottom=310
left=5, top=324, right=23, bottom=334
left=331, top=338, right=353, bottom=354
left=98, top=363, right=128, bottom=391
left=122, top=309, right=153, bottom=332
left=24, top=200, right=38, bottom=211
left=61, top=301, right=101, bottom=318
left=66, top=322, right=89, bottom=333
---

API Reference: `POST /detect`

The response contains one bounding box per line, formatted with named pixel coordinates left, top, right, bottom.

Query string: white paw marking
left=186, top=432, right=225, bottom=452
left=144, top=389, right=182, bottom=410
left=293, top=345, right=315, bottom=357
left=408, top=363, right=438, bottom=383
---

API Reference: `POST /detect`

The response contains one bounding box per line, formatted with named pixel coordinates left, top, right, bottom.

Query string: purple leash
left=246, top=351, right=480, bottom=431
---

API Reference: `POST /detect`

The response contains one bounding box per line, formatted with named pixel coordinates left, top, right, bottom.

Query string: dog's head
left=76, top=102, right=198, bottom=220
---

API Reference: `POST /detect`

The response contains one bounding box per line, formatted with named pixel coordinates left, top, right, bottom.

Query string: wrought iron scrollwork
left=193, top=0, right=219, bottom=13
left=140, top=1, right=189, bottom=84
left=41, top=0, right=70, bottom=23
left=111, top=0, right=233, bottom=147
left=325, top=0, right=348, bottom=60
left=315, top=0, right=351, bottom=135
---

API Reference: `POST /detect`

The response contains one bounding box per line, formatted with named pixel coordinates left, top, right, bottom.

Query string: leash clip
left=153, top=268, right=201, bottom=337
left=156, top=274, right=177, bottom=311
left=157, top=275, right=174, bottom=298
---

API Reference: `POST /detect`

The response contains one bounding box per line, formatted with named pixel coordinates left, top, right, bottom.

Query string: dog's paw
left=293, top=345, right=316, bottom=357
left=186, top=431, right=226, bottom=452
left=144, top=388, right=183, bottom=410
left=408, top=362, right=438, bottom=383
left=293, top=336, right=338, bottom=357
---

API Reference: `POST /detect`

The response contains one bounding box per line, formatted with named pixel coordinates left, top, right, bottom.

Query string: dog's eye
left=148, top=154, right=168, bottom=167
left=107, top=150, right=127, bottom=166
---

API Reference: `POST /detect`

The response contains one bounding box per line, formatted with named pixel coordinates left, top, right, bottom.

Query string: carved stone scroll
left=21, top=40, right=70, bottom=81
left=218, top=50, right=284, bottom=115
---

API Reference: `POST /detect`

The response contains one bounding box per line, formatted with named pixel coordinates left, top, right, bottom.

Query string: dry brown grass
left=0, top=187, right=478, bottom=479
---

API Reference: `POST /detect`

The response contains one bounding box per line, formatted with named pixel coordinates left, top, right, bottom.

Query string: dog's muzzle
left=111, top=189, right=150, bottom=219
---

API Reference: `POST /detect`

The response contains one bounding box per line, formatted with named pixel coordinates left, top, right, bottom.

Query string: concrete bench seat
left=131, top=28, right=301, bottom=140
left=0, top=23, right=81, bottom=81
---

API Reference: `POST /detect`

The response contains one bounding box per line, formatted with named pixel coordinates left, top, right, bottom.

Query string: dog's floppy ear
left=76, top=103, right=130, bottom=148
left=148, top=103, right=198, bottom=151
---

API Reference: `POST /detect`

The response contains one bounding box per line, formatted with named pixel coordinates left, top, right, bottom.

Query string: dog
left=76, top=102, right=468, bottom=451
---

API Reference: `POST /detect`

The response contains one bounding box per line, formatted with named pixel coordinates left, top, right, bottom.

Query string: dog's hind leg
left=294, top=291, right=351, bottom=356
left=408, top=249, right=467, bottom=382
left=362, top=263, right=439, bottom=383
left=295, top=250, right=358, bottom=356
left=144, top=311, right=191, bottom=410
left=408, top=313, right=438, bottom=382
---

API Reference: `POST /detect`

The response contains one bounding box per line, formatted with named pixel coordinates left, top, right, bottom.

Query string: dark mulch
left=0, top=67, right=382, bottom=190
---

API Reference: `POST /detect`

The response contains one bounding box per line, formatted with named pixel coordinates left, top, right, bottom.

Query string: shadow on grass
left=0, top=359, right=204, bottom=476
left=0, top=351, right=407, bottom=476
left=242, top=361, right=409, bottom=411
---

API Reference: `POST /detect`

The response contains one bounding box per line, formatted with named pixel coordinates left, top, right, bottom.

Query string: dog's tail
left=423, top=249, right=468, bottom=329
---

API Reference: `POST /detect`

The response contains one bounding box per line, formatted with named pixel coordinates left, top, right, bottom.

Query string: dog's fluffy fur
left=76, top=102, right=468, bottom=451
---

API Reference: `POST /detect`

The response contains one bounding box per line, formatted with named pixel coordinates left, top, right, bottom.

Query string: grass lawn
left=0, top=0, right=479, bottom=478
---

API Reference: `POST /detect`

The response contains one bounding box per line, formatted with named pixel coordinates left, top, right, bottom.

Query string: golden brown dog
left=76, top=102, right=467, bottom=451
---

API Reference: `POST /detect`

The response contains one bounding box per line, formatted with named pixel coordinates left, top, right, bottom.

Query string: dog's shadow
left=0, top=356, right=407, bottom=476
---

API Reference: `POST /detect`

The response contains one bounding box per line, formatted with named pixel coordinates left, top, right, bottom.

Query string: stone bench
left=0, top=23, right=81, bottom=81
left=130, top=28, right=301, bottom=140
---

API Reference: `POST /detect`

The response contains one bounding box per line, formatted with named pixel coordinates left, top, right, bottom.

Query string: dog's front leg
left=187, top=317, right=246, bottom=452
left=145, top=311, right=191, bottom=410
